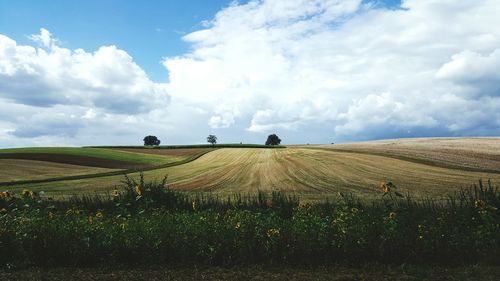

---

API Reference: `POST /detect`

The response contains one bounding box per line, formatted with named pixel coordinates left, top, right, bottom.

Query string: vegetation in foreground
left=1, top=264, right=499, bottom=281
left=0, top=176, right=498, bottom=269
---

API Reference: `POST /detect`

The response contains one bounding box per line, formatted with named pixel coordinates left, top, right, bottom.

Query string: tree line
left=143, top=134, right=281, bottom=146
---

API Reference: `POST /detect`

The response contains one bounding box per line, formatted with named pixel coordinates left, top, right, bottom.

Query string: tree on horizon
left=207, top=134, right=217, bottom=146
left=265, top=134, right=281, bottom=146
left=143, top=135, right=160, bottom=146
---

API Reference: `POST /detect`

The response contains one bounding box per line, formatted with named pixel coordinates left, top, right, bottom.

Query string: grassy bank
left=0, top=177, right=498, bottom=268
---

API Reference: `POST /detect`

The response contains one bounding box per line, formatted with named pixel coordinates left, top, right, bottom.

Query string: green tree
left=207, top=134, right=217, bottom=146
left=143, top=135, right=160, bottom=146
left=265, top=134, right=281, bottom=146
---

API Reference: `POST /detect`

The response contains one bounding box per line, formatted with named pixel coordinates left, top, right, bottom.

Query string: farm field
left=0, top=147, right=210, bottom=184
left=0, top=159, right=116, bottom=182
left=0, top=147, right=184, bottom=168
left=307, top=137, right=500, bottom=173
left=1, top=138, right=499, bottom=199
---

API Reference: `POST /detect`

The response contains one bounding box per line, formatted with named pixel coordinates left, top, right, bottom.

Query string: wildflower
left=380, top=182, right=389, bottom=193
left=267, top=228, right=280, bottom=237
left=192, top=201, right=197, bottom=211
left=474, top=200, right=485, bottom=209
left=22, top=189, right=31, bottom=197
left=351, top=207, right=359, bottom=214
left=112, top=188, right=119, bottom=198
left=29, top=191, right=38, bottom=200
left=135, top=185, right=142, bottom=196
left=95, top=211, right=104, bottom=218
left=298, top=201, right=307, bottom=209
left=0, top=191, right=10, bottom=200
left=120, top=223, right=126, bottom=230
left=235, top=222, right=241, bottom=230
left=388, top=212, right=396, bottom=219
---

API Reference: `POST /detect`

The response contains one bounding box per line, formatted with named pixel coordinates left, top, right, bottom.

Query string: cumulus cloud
left=0, top=29, right=169, bottom=113
left=163, top=0, right=500, bottom=141
left=0, top=29, right=173, bottom=147
left=1, top=0, right=500, bottom=147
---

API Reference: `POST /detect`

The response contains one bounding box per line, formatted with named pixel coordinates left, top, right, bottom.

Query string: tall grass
left=0, top=175, right=498, bottom=268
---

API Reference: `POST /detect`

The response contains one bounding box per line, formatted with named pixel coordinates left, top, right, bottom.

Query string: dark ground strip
left=0, top=153, right=144, bottom=169
left=0, top=265, right=498, bottom=281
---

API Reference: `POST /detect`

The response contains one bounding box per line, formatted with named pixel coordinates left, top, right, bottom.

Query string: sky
left=0, top=0, right=499, bottom=147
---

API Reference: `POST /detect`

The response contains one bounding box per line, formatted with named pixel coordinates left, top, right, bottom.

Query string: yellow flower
left=22, top=189, right=31, bottom=197
left=267, top=228, right=280, bottom=237
left=29, top=191, right=38, bottom=200
left=235, top=222, right=241, bottom=230
left=192, top=201, right=197, bottom=211
left=95, top=211, right=104, bottom=218
left=135, top=185, right=142, bottom=196
left=112, top=189, right=119, bottom=198
left=380, top=182, right=389, bottom=193
left=0, top=191, right=10, bottom=200
left=389, top=212, right=396, bottom=219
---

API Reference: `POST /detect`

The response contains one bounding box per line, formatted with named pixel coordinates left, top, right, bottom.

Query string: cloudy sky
left=0, top=0, right=499, bottom=147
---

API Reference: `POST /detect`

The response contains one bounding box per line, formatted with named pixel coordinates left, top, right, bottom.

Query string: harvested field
left=307, top=137, right=500, bottom=173
left=3, top=138, right=499, bottom=198
left=0, top=159, right=115, bottom=182
left=10, top=145, right=500, bottom=199
left=156, top=148, right=500, bottom=197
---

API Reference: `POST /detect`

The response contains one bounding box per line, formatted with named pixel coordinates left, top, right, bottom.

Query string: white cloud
left=162, top=0, right=500, bottom=141
left=0, top=29, right=173, bottom=147
left=1, top=0, right=500, bottom=147
left=0, top=29, right=170, bottom=113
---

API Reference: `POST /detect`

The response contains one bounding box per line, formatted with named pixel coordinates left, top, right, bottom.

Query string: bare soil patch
left=0, top=153, right=145, bottom=169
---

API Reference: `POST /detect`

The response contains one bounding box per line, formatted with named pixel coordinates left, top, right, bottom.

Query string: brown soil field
left=307, top=137, right=500, bottom=173
left=0, top=153, right=146, bottom=169
left=0, top=159, right=115, bottom=182
left=109, top=148, right=212, bottom=157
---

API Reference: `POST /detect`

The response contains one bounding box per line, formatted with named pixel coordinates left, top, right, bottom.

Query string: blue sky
left=0, top=0, right=498, bottom=147
left=0, top=0, right=232, bottom=82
